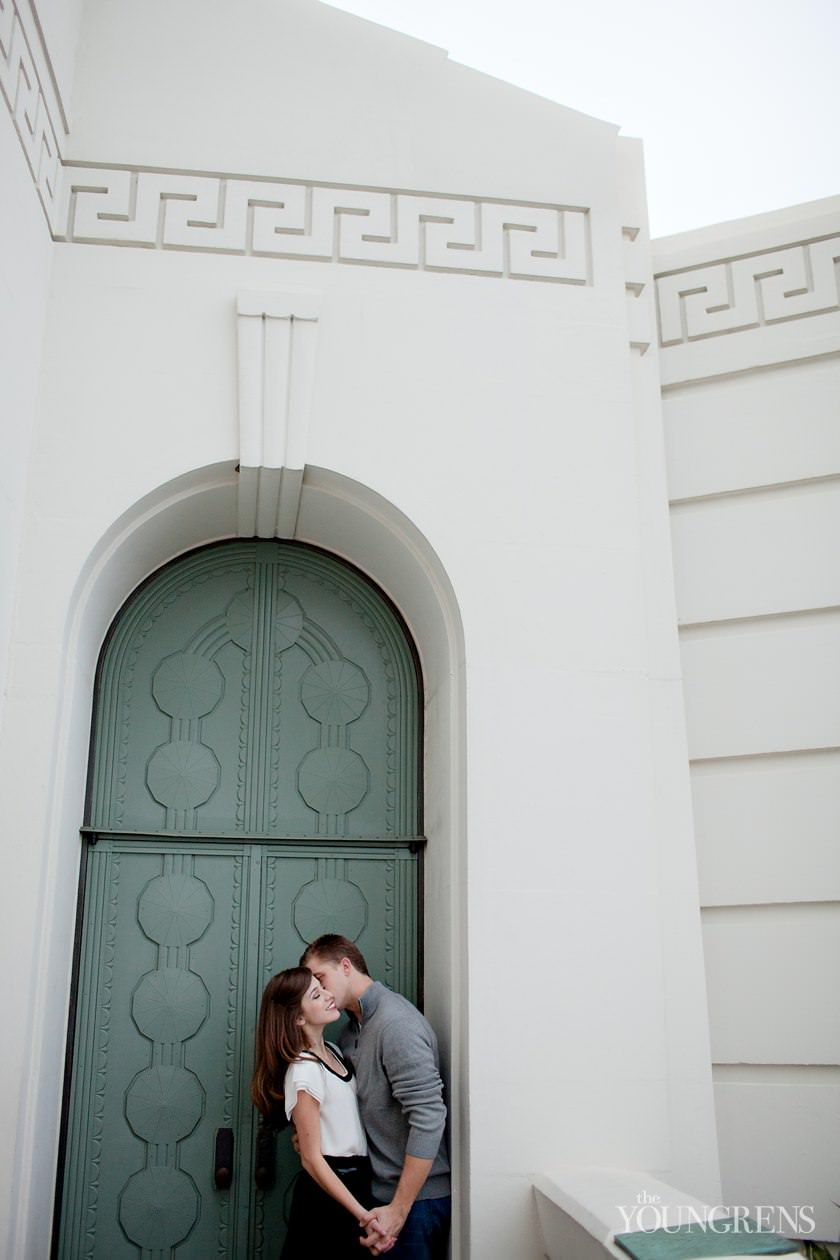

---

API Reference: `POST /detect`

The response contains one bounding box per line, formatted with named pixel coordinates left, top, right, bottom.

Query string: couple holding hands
left=252, top=934, right=451, bottom=1259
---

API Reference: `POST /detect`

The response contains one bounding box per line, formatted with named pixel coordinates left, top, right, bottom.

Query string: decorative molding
left=0, top=0, right=64, bottom=225
left=654, top=228, right=840, bottom=380
left=656, top=235, right=840, bottom=347
left=237, top=290, right=321, bottom=538
left=622, top=224, right=651, bottom=355
left=84, top=851, right=120, bottom=1258
left=54, top=163, right=591, bottom=283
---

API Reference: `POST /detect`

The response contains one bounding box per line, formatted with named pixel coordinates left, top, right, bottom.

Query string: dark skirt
left=281, top=1155, right=372, bottom=1260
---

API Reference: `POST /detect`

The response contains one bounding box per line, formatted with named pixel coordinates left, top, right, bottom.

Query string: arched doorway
left=56, top=538, right=422, bottom=1258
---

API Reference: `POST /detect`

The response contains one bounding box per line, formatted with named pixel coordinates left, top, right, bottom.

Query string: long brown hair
left=251, top=967, right=314, bottom=1121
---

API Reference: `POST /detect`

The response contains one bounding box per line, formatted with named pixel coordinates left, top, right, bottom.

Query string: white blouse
left=283, top=1044, right=368, bottom=1157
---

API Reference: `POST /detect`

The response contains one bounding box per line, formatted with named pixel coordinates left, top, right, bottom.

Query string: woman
left=252, top=967, right=389, bottom=1257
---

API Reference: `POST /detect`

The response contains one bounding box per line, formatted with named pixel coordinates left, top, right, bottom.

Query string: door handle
left=254, top=1123, right=276, bottom=1191
left=214, top=1127, right=234, bottom=1189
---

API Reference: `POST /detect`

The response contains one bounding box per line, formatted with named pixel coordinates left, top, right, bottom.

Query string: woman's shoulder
left=284, top=1054, right=322, bottom=1082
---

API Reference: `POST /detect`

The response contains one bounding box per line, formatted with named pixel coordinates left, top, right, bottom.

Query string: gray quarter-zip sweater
left=338, top=981, right=450, bottom=1203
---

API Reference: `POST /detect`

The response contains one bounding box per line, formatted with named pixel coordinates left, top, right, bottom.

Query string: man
left=300, top=934, right=451, bottom=1259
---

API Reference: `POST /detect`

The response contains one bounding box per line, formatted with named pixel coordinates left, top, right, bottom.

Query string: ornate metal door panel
left=58, top=840, right=417, bottom=1259
left=58, top=842, right=258, bottom=1259
left=58, top=542, right=422, bottom=1259
left=89, top=540, right=419, bottom=839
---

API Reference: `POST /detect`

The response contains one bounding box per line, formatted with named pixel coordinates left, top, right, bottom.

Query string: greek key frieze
left=0, top=0, right=64, bottom=223
left=656, top=236, right=840, bottom=347
left=58, top=166, right=591, bottom=284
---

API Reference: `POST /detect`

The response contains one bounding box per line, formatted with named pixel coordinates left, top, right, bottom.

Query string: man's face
left=307, top=956, right=352, bottom=1011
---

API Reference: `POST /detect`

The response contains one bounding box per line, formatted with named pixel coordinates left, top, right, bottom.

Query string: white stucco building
left=1, top=2, right=837, bottom=1257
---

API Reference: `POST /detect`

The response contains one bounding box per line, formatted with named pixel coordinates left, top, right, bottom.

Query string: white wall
left=66, top=0, right=608, bottom=202
left=656, top=196, right=840, bottom=1241
left=0, top=0, right=79, bottom=721
left=0, top=105, right=52, bottom=721
left=0, top=2, right=85, bottom=1248
left=1, top=3, right=721, bottom=1256
left=0, top=92, right=55, bottom=1260
left=32, top=0, right=84, bottom=114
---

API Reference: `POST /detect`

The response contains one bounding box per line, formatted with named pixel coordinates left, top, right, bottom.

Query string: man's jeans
left=387, top=1195, right=451, bottom=1260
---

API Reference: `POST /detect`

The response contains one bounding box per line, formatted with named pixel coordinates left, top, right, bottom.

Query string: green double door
left=57, top=541, right=422, bottom=1259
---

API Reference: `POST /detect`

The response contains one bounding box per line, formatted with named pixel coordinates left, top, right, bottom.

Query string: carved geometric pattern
left=118, top=1166, right=199, bottom=1250
left=138, top=873, right=213, bottom=946
left=267, top=634, right=285, bottom=830
left=0, top=0, right=64, bottom=227
left=146, top=740, right=220, bottom=810
left=300, top=659, right=370, bottom=725
left=262, top=858, right=278, bottom=980
left=226, top=589, right=254, bottom=648
left=384, top=859, right=395, bottom=989
left=223, top=856, right=243, bottom=1129
left=103, top=560, right=238, bottom=831
left=90, top=540, right=419, bottom=837
left=656, top=235, right=840, bottom=346
left=132, top=967, right=209, bottom=1043
left=57, top=167, right=591, bottom=284
left=273, top=590, right=305, bottom=650
left=297, top=747, right=369, bottom=815
left=86, top=851, right=120, bottom=1250
left=125, top=1065, right=204, bottom=1143
left=293, top=877, right=368, bottom=943
left=298, top=558, right=405, bottom=835
left=152, top=651, right=224, bottom=717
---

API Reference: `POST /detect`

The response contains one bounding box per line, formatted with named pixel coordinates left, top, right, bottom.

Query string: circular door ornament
left=119, top=1166, right=198, bottom=1250
left=225, top=591, right=253, bottom=649
left=274, top=590, right=305, bottom=651
left=225, top=588, right=304, bottom=651
left=293, top=878, right=368, bottom=943
left=125, top=1066, right=204, bottom=1144
left=151, top=652, right=223, bottom=718
left=132, top=968, right=209, bottom=1043
left=147, top=741, right=220, bottom=811
left=301, top=660, right=370, bottom=726
left=138, top=873, right=213, bottom=947
left=297, top=748, right=369, bottom=815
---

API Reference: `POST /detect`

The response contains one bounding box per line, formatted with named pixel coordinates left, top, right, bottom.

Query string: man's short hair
left=301, top=933, right=370, bottom=976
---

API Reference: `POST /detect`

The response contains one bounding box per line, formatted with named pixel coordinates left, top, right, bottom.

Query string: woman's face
left=299, top=976, right=340, bottom=1030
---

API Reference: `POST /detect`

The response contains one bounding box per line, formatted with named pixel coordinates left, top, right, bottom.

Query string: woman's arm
left=291, top=1089, right=371, bottom=1226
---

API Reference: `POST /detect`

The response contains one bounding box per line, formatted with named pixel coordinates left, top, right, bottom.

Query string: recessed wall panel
left=703, top=904, right=840, bottom=1064
left=692, top=752, right=840, bottom=906
left=664, top=357, right=840, bottom=502
left=671, top=482, right=840, bottom=625
left=681, top=617, right=840, bottom=759
left=713, top=1072, right=840, bottom=1239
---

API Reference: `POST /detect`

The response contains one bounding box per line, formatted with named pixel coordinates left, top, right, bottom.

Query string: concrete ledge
left=533, top=1169, right=800, bottom=1260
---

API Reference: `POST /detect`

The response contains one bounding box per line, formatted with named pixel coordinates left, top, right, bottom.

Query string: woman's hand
left=358, top=1210, right=397, bottom=1254
left=358, top=1209, right=396, bottom=1254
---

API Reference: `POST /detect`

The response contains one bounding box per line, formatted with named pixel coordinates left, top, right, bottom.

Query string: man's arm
left=363, top=1012, right=447, bottom=1245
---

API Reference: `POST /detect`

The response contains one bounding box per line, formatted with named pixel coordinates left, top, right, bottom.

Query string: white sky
left=325, top=0, right=840, bottom=239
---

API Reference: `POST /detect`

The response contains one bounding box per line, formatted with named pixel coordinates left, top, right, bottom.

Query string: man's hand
left=357, top=1210, right=394, bottom=1254
left=359, top=1154, right=431, bottom=1252
left=359, top=1204, right=405, bottom=1253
